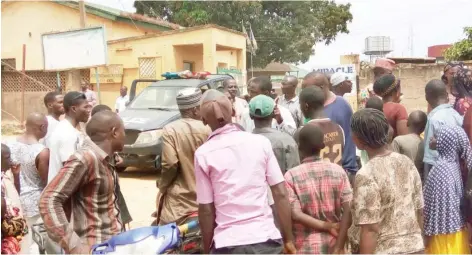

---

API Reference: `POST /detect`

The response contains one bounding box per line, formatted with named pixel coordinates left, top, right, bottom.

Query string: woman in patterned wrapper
left=451, top=67, right=472, bottom=116
left=423, top=125, right=471, bottom=254
left=441, top=62, right=464, bottom=108
left=348, top=108, right=424, bottom=254
left=1, top=144, right=28, bottom=254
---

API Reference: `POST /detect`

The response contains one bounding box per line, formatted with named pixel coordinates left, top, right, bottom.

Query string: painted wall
left=1, top=1, right=157, bottom=71
left=99, top=27, right=246, bottom=109
left=215, top=50, right=239, bottom=69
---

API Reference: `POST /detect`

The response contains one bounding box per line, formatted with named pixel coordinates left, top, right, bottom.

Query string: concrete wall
left=358, top=62, right=472, bottom=113
left=2, top=92, right=48, bottom=122
left=1, top=1, right=157, bottom=71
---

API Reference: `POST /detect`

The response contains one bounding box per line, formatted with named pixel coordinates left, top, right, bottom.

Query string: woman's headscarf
left=442, top=62, right=464, bottom=83
left=452, top=67, right=472, bottom=99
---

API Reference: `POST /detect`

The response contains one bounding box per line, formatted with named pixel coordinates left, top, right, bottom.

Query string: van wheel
left=116, top=167, right=127, bottom=173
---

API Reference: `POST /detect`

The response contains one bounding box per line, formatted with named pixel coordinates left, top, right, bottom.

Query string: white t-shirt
left=47, top=119, right=84, bottom=184
left=232, top=97, right=248, bottom=123
left=238, top=104, right=296, bottom=133
left=115, top=95, right=129, bottom=113
left=40, top=115, right=60, bottom=148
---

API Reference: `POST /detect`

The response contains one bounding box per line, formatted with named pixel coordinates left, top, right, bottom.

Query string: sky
left=89, top=0, right=472, bottom=70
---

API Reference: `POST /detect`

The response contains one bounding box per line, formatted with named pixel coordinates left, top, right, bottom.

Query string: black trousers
left=211, top=239, right=283, bottom=254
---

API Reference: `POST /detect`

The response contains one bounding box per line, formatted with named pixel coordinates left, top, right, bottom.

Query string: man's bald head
left=26, top=112, right=47, bottom=127
left=302, top=72, right=330, bottom=90
left=281, top=75, right=298, bottom=96
left=425, top=79, right=448, bottom=106
left=25, top=112, right=48, bottom=140
left=85, top=111, right=125, bottom=151
left=282, top=75, right=298, bottom=86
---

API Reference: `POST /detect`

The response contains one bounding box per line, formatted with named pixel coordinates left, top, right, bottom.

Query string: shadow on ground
left=118, top=167, right=160, bottom=181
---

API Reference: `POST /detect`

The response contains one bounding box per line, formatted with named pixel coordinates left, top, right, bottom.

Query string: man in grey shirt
left=277, top=75, right=303, bottom=128
left=249, top=94, right=300, bottom=174
left=249, top=94, right=300, bottom=225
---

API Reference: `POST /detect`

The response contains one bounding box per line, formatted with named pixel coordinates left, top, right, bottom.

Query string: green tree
left=444, top=27, right=472, bottom=61
left=134, top=1, right=352, bottom=68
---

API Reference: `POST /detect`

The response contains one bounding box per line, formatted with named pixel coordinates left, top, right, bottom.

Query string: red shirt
left=383, top=102, right=408, bottom=138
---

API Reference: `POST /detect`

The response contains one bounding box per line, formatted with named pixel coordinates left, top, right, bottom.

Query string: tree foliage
left=134, top=1, right=352, bottom=68
left=444, top=27, right=472, bottom=61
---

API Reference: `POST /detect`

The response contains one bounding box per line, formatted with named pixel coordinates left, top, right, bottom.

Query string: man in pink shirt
left=194, top=89, right=295, bottom=254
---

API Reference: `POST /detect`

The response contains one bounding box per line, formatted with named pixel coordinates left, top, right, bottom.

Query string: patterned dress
left=423, top=126, right=471, bottom=253
left=1, top=172, right=28, bottom=254
left=349, top=152, right=424, bottom=254
left=7, top=141, right=45, bottom=218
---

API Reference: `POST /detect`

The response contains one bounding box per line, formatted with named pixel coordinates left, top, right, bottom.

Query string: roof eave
left=54, top=1, right=180, bottom=30
left=54, top=1, right=118, bottom=21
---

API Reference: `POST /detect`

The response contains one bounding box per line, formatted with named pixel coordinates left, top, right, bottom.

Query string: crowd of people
left=1, top=58, right=472, bottom=254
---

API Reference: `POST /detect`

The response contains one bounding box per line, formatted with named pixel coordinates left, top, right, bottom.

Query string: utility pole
left=79, top=0, right=86, bottom=28
left=66, top=0, right=86, bottom=93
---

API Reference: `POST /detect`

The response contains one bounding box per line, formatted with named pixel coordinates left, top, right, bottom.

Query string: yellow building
left=1, top=0, right=180, bottom=71
left=96, top=24, right=247, bottom=107
left=1, top=0, right=181, bottom=121
left=1, top=1, right=247, bottom=119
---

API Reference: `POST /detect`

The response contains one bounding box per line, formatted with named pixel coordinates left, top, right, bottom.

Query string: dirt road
left=1, top=135, right=158, bottom=229
left=118, top=168, right=158, bottom=228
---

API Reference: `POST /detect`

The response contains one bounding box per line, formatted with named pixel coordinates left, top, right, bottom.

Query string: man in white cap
left=155, top=88, right=211, bottom=229
left=330, top=72, right=353, bottom=97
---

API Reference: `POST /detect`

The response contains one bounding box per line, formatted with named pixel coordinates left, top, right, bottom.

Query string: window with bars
left=139, top=58, right=156, bottom=79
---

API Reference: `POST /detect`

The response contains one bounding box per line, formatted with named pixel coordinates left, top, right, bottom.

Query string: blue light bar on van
left=161, top=72, right=180, bottom=79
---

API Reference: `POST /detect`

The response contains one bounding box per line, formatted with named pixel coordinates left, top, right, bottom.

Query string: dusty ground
left=1, top=135, right=159, bottom=229
left=119, top=167, right=158, bottom=228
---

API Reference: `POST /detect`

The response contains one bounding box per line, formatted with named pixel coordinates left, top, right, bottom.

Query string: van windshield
left=128, top=86, right=192, bottom=110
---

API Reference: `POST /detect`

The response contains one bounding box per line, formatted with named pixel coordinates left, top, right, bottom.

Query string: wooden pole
left=95, top=67, right=101, bottom=104
left=56, top=71, right=61, bottom=93
left=20, top=44, right=26, bottom=127
left=79, top=0, right=86, bottom=28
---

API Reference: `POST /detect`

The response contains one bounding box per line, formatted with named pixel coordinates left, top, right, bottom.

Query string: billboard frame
left=41, top=26, right=108, bottom=72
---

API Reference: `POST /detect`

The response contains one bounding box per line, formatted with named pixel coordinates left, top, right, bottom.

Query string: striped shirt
left=39, top=139, right=122, bottom=253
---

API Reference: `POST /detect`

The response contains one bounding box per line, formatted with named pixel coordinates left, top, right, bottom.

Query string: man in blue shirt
left=302, top=72, right=357, bottom=183
left=423, top=79, right=463, bottom=180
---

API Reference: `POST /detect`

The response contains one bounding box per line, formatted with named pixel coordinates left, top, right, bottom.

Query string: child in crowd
left=298, top=86, right=344, bottom=166
left=360, top=97, right=394, bottom=166
left=392, top=110, right=427, bottom=181
left=285, top=124, right=352, bottom=254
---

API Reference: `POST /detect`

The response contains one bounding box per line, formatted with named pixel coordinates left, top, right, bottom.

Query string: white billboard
left=312, top=64, right=357, bottom=96
left=42, top=26, right=108, bottom=71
